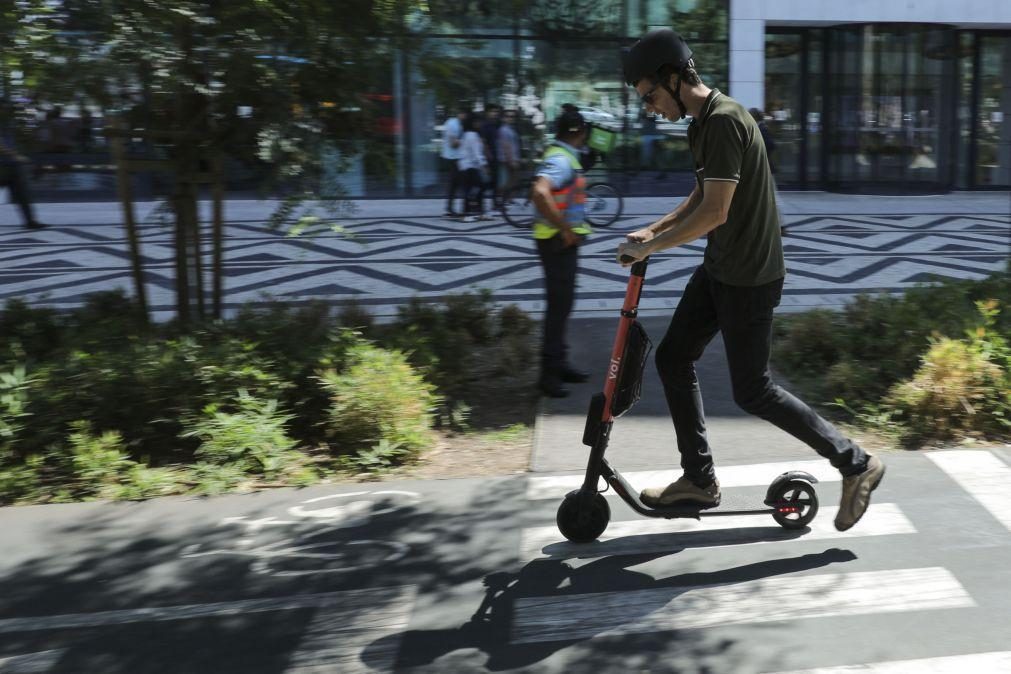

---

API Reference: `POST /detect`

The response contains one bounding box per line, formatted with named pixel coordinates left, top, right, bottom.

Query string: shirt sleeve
left=535, top=154, right=573, bottom=190
left=702, top=114, right=745, bottom=183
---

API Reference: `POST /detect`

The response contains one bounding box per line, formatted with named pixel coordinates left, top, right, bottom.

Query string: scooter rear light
left=777, top=506, right=801, bottom=514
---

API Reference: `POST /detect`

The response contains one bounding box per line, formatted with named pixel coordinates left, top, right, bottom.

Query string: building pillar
left=729, top=0, right=765, bottom=109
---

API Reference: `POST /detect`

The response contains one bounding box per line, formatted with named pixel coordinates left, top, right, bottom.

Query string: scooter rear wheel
left=557, top=491, right=611, bottom=543
left=770, top=479, right=819, bottom=530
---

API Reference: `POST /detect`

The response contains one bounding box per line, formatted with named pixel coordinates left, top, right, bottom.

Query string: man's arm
left=618, top=180, right=735, bottom=264
left=530, top=176, right=578, bottom=247
left=652, top=183, right=704, bottom=235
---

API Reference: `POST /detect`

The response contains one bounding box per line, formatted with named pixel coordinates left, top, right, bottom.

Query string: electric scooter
left=556, top=257, right=820, bottom=543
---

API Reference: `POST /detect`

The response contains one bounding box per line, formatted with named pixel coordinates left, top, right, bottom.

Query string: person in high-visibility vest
left=529, top=107, right=594, bottom=398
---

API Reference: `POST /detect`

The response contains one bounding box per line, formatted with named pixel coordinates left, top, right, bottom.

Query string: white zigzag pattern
left=0, top=214, right=1007, bottom=317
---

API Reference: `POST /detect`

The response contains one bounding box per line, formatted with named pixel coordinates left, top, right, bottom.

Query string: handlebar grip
left=620, top=254, right=638, bottom=265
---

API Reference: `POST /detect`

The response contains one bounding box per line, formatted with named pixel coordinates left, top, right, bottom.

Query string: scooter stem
left=600, top=258, right=649, bottom=422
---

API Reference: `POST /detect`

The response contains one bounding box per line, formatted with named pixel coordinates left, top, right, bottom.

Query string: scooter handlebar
left=624, top=257, right=649, bottom=277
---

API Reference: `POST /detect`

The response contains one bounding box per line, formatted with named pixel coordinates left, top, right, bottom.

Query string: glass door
left=975, top=34, right=1011, bottom=187
left=826, top=24, right=956, bottom=191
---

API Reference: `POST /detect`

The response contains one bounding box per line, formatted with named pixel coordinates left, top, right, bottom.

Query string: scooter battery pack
left=612, top=320, right=652, bottom=417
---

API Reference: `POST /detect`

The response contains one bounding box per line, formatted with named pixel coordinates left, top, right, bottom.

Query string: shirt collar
left=696, top=89, right=722, bottom=125
left=552, top=139, right=581, bottom=155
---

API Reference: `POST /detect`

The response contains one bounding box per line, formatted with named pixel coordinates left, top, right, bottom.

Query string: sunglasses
left=640, top=82, right=661, bottom=106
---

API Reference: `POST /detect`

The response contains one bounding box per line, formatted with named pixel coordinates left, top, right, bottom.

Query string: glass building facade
left=765, top=25, right=1011, bottom=192
left=347, top=0, right=731, bottom=197
left=351, top=9, right=1008, bottom=196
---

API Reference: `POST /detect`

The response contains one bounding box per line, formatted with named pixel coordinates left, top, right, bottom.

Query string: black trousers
left=536, top=236, right=579, bottom=372
left=463, top=168, right=485, bottom=214
left=656, top=265, right=867, bottom=486
left=0, top=163, right=35, bottom=225
left=443, top=158, right=465, bottom=213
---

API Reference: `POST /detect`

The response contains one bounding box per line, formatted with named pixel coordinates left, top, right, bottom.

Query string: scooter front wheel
left=557, top=490, right=611, bottom=542
left=770, top=479, right=819, bottom=530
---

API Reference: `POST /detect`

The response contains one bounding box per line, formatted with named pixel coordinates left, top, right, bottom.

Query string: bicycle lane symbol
left=180, top=490, right=422, bottom=577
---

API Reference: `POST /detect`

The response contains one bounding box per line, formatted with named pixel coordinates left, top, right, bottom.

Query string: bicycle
left=500, top=178, right=623, bottom=229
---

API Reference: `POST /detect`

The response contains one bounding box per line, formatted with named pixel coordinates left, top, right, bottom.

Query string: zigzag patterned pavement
left=1, top=203, right=1008, bottom=320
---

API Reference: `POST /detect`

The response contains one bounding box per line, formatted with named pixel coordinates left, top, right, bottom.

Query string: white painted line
left=526, top=459, right=840, bottom=501
left=520, top=503, right=914, bottom=561
left=0, top=586, right=415, bottom=636
left=0, top=650, right=64, bottom=674
left=286, top=585, right=416, bottom=674
left=511, top=567, right=974, bottom=644
left=927, top=450, right=1011, bottom=532
left=768, top=651, right=1011, bottom=673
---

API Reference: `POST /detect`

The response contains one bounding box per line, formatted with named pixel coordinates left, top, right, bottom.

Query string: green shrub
left=190, top=462, right=248, bottom=496
left=0, top=299, right=63, bottom=366
left=319, top=340, right=439, bottom=461
left=0, top=365, right=32, bottom=445
left=775, top=271, right=1011, bottom=409
left=112, top=465, right=183, bottom=501
left=0, top=288, right=538, bottom=501
left=184, top=392, right=299, bottom=478
left=884, top=337, right=1007, bottom=446
left=0, top=456, right=41, bottom=504
left=65, top=421, right=137, bottom=498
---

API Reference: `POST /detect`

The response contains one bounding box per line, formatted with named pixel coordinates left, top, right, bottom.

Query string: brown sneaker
left=835, top=455, right=885, bottom=531
left=641, top=475, right=720, bottom=508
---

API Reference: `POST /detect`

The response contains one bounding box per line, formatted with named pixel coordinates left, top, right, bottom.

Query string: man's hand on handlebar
left=625, top=226, right=655, bottom=244
left=616, top=240, right=650, bottom=267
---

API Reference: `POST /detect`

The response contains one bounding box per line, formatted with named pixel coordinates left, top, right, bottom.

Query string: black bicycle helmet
left=622, top=29, right=694, bottom=119
left=621, top=29, right=693, bottom=86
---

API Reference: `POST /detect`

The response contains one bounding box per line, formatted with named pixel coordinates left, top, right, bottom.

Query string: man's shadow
left=363, top=547, right=857, bottom=671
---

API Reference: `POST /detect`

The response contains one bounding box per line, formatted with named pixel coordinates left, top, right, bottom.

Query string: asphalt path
left=2, top=446, right=1010, bottom=673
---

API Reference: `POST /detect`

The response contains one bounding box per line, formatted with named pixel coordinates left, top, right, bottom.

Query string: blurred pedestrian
left=479, top=103, right=502, bottom=208
left=498, top=109, right=522, bottom=198
left=0, top=106, right=45, bottom=230
left=459, top=113, right=489, bottom=223
left=440, top=104, right=467, bottom=218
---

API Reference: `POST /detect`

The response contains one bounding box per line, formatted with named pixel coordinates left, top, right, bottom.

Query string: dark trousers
left=536, top=236, right=579, bottom=372
left=486, top=158, right=500, bottom=206
left=444, top=158, right=465, bottom=213
left=0, top=163, right=35, bottom=226
left=656, top=265, right=867, bottom=486
left=463, top=168, right=485, bottom=214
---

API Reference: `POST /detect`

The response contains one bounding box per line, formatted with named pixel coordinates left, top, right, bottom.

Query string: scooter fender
left=764, top=470, right=818, bottom=505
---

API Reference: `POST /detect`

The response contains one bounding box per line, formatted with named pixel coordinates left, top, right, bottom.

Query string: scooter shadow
left=537, top=522, right=813, bottom=559
left=362, top=547, right=857, bottom=671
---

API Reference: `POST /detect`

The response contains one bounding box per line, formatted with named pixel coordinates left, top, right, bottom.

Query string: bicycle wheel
left=501, top=183, right=536, bottom=229
left=584, top=182, right=623, bottom=228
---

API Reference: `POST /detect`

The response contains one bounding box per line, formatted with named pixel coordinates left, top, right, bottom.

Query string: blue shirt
left=535, top=140, right=581, bottom=189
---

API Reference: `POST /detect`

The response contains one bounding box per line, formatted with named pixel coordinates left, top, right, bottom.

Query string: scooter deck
left=644, top=490, right=776, bottom=519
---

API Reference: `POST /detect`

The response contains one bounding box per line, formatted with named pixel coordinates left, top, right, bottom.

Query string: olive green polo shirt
left=687, top=90, right=785, bottom=286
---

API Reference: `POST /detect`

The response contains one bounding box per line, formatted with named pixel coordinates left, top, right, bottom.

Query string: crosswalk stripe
left=0, top=650, right=65, bottom=674
left=520, top=503, right=914, bottom=560
left=0, top=584, right=415, bottom=638
left=510, top=567, right=973, bottom=644
left=526, top=459, right=841, bottom=501
left=768, top=651, right=1011, bottom=673
left=286, top=585, right=416, bottom=674
left=926, top=450, right=1011, bottom=532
